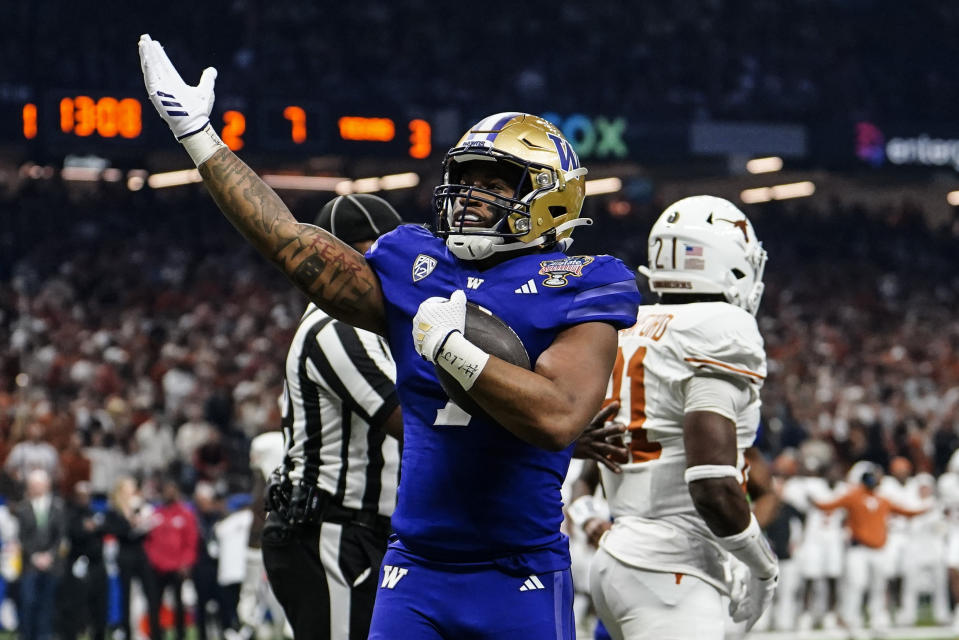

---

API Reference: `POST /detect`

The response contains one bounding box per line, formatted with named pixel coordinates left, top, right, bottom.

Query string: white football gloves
left=138, top=34, right=225, bottom=165
left=413, top=289, right=468, bottom=363
left=727, top=559, right=778, bottom=630
left=721, top=514, right=779, bottom=630
left=412, top=290, right=489, bottom=390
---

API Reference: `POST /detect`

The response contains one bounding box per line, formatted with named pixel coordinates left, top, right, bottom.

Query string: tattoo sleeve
left=197, top=148, right=386, bottom=334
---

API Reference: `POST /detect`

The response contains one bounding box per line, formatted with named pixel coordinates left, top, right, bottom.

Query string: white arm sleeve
left=684, top=374, right=750, bottom=423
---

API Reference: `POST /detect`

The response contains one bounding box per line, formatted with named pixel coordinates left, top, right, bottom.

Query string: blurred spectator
left=84, top=426, right=131, bottom=499
left=58, top=481, right=108, bottom=640
left=103, top=476, right=160, bottom=640
left=191, top=482, right=226, bottom=640
left=4, top=422, right=59, bottom=489
left=174, top=403, right=216, bottom=485
left=143, top=479, right=198, bottom=640
left=238, top=431, right=288, bottom=638
left=194, top=430, right=230, bottom=494
left=0, top=498, right=18, bottom=631
left=133, top=414, right=177, bottom=478
left=214, top=499, right=254, bottom=635
left=938, top=450, right=959, bottom=630
left=14, top=468, right=66, bottom=640
left=57, top=430, right=91, bottom=498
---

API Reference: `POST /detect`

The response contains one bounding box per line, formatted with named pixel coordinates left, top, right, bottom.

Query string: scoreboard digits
left=59, top=96, right=142, bottom=138
left=13, top=93, right=433, bottom=158
left=283, top=106, right=307, bottom=143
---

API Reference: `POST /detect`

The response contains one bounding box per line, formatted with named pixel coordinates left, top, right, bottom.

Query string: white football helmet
left=638, top=196, right=767, bottom=315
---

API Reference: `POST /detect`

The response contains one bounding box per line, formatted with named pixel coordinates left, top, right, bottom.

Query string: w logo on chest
left=466, top=277, right=484, bottom=290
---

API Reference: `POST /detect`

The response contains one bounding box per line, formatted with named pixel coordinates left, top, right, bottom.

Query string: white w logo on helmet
left=638, top=196, right=767, bottom=315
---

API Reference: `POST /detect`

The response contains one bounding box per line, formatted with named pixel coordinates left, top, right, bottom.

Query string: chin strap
left=446, top=217, right=592, bottom=261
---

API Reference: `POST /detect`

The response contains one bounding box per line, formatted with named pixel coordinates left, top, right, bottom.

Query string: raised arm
left=137, top=34, right=385, bottom=334
left=197, top=150, right=385, bottom=332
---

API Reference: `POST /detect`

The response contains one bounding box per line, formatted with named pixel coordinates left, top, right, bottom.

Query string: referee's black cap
left=314, top=194, right=404, bottom=244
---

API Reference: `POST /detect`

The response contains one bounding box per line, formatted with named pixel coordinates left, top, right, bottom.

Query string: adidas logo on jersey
left=514, top=279, right=538, bottom=294
left=381, top=565, right=408, bottom=589
left=519, top=575, right=546, bottom=591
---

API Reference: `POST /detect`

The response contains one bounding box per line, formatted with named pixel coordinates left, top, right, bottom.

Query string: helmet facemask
left=431, top=113, right=590, bottom=261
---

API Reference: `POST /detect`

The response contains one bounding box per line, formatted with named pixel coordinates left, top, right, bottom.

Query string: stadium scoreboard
left=5, top=92, right=433, bottom=159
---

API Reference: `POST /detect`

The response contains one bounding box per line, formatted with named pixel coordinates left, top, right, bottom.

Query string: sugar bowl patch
left=538, top=256, right=594, bottom=287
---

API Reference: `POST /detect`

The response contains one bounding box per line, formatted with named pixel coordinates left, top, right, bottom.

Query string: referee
left=262, top=194, right=404, bottom=640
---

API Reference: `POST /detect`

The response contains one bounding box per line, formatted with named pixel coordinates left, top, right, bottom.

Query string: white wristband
left=717, top=513, right=778, bottom=579
left=435, top=331, right=490, bottom=391
left=180, top=122, right=227, bottom=166
left=684, top=464, right=743, bottom=484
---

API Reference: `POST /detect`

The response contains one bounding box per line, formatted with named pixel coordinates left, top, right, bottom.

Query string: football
left=435, top=302, right=531, bottom=418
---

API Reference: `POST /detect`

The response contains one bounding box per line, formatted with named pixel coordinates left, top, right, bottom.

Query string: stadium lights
left=336, top=172, right=421, bottom=195
left=147, top=169, right=202, bottom=189
left=60, top=166, right=102, bottom=181
left=343, top=177, right=381, bottom=194
left=263, top=175, right=348, bottom=191
left=745, top=156, right=784, bottom=174
left=379, top=172, right=420, bottom=190
left=741, top=181, right=816, bottom=204
left=585, top=177, right=623, bottom=196
left=262, top=172, right=420, bottom=194
left=127, top=170, right=147, bottom=192
left=947, top=191, right=959, bottom=206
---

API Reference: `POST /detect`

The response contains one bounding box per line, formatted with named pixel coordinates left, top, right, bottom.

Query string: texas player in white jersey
left=938, top=450, right=959, bottom=630
left=588, top=196, right=777, bottom=640
left=898, top=473, right=950, bottom=626
left=794, top=465, right=846, bottom=630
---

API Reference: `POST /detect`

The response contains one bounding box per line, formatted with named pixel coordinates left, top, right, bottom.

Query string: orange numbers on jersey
left=408, top=119, right=431, bottom=158
left=284, top=105, right=307, bottom=143
left=221, top=110, right=246, bottom=151
left=60, top=96, right=142, bottom=138
left=608, top=346, right=662, bottom=463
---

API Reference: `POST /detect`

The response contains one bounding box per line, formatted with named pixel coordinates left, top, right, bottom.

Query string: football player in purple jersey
left=139, top=35, right=640, bottom=639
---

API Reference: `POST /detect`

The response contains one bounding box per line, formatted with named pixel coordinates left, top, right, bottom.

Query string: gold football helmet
left=432, top=112, right=590, bottom=260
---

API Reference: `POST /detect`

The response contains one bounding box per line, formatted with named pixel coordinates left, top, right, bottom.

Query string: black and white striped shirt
left=279, top=304, right=400, bottom=518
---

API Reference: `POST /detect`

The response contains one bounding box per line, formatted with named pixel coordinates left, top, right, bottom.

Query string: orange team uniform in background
left=814, top=485, right=923, bottom=549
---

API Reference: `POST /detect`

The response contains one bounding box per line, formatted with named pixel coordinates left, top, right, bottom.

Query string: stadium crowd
left=0, top=184, right=956, bottom=636
left=5, top=0, right=959, bottom=122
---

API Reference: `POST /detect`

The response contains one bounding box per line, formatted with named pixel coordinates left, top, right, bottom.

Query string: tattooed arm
left=137, top=35, right=386, bottom=334
left=198, top=149, right=387, bottom=334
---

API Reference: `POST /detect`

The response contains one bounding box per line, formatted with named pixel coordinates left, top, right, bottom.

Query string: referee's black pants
left=262, top=511, right=389, bottom=640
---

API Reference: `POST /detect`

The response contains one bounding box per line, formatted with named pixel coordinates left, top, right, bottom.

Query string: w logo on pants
left=381, top=565, right=408, bottom=589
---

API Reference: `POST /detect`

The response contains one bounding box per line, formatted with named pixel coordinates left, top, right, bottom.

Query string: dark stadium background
left=1, top=2, right=957, bottom=638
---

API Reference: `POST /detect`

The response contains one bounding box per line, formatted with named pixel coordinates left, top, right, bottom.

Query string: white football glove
left=138, top=34, right=217, bottom=140
left=727, top=559, right=778, bottom=630
left=412, top=290, right=467, bottom=363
